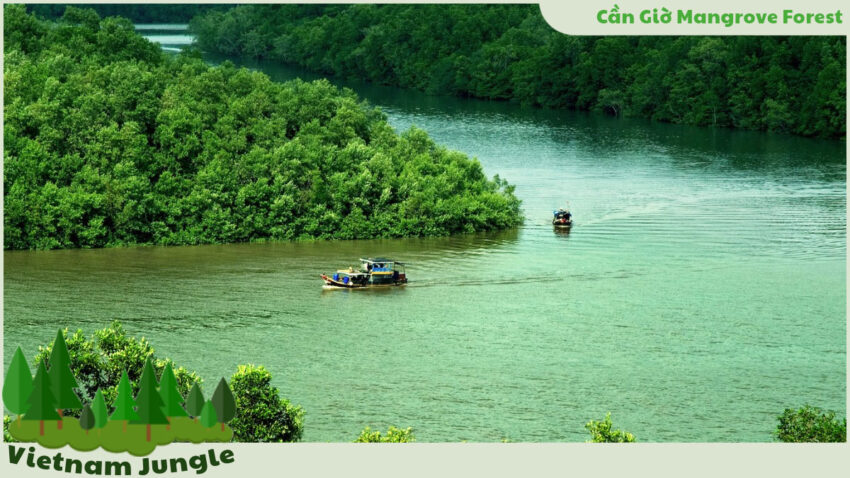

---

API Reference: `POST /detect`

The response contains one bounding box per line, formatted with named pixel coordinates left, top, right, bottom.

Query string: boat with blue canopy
left=553, top=207, right=573, bottom=228
left=321, top=258, right=408, bottom=288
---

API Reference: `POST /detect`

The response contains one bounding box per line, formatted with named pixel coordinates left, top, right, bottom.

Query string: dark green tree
left=775, top=405, right=846, bottom=442
left=185, top=383, right=205, bottom=422
left=131, top=358, right=169, bottom=442
left=79, top=404, right=95, bottom=434
left=109, top=370, right=139, bottom=432
left=2, top=346, right=33, bottom=426
left=23, top=361, right=60, bottom=436
left=47, top=330, right=83, bottom=428
left=211, top=378, right=236, bottom=431
left=229, top=364, right=304, bottom=442
left=200, top=400, right=218, bottom=429
left=91, top=389, right=108, bottom=431
left=159, top=362, right=188, bottom=429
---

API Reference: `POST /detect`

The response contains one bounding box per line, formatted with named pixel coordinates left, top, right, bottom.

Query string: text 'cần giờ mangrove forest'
left=3, top=5, right=523, bottom=250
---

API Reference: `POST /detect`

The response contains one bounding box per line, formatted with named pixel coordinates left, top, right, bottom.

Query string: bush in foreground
left=355, top=426, right=415, bottom=443
left=229, top=365, right=304, bottom=442
left=585, top=413, right=636, bottom=443
left=32, top=322, right=200, bottom=417
left=775, top=405, right=846, bottom=443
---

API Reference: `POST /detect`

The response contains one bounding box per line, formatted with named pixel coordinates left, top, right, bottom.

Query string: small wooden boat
left=321, top=258, right=408, bottom=288
left=553, top=208, right=573, bottom=228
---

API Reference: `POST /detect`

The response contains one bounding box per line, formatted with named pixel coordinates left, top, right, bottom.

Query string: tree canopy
left=190, top=4, right=845, bottom=139
left=47, top=330, right=83, bottom=413
left=109, top=371, right=140, bottom=423
left=185, top=383, right=206, bottom=419
left=2, top=347, right=33, bottom=417
left=159, top=362, right=189, bottom=420
left=26, top=4, right=231, bottom=23
left=23, top=361, right=61, bottom=423
left=131, top=358, right=170, bottom=440
left=4, top=5, right=522, bottom=250
left=90, top=389, right=109, bottom=429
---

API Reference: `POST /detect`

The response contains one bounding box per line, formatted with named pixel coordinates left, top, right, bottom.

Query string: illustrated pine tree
left=79, top=404, right=95, bottom=434
left=109, top=370, right=140, bottom=432
left=47, top=330, right=82, bottom=429
left=159, top=362, right=188, bottom=429
left=23, top=361, right=60, bottom=436
left=211, top=378, right=236, bottom=431
left=131, top=358, right=169, bottom=442
left=91, top=389, right=109, bottom=433
left=2, top=346, right=33, bottom=427
left=200, top=399, right=219, bottom=429
left=186, top=382, right=205, bottom=423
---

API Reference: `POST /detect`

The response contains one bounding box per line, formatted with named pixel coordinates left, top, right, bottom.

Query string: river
left=3, top=26, right=845, bottom=442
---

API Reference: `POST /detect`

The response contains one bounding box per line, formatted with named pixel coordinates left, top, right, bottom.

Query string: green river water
left=3, top=28, right=846, bottom=442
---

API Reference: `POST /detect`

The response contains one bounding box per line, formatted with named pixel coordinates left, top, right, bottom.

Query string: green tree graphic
left=23, top=361, right=60, bottom=436
left=47, top=329, right=82, bottom=429
left=79, top=404, right=95, bottom=434
left=2, top=346, right=33, bottom=426
left=211, top=377, right=236, bottom=431
left=91, top=389, right=109, bottom=430
left=186, top=382, right=205, bottom=422
left=200, top=399, right=218, bottom=428
left=109, top=370, right=139, bottom=432
left=159, top=362, right=188, bottom=429
left=131, top=358, right=169, bottom=441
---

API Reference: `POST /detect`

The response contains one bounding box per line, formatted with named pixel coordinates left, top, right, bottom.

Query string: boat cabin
left=553, top=208, right=572, bottom=227
left=360, top=257, right=407, bottom=285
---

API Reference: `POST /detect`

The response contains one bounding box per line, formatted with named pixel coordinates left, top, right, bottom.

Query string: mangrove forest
left=4, top=5, right=522, bottom=250
left=189, top=4, right=845, bottom=138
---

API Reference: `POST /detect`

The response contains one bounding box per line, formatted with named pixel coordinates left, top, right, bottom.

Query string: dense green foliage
left=4, top=6, right=522, bottom=250
left=3, top=321, right=303, bottom=443
left=27, top=4, right=230, bottom=23
left=775, top=406, right=846, bottom=442
left=228, top=365, right=304, bottom=442
left=585, top=413, right=636, bottom=443
left=32, top=322, right=201, bottom=417
left=354, top=426, right=415, bottom=443
left=4, top=415, right=15, bottom=442
left=191, top=4, right=845, bottom=138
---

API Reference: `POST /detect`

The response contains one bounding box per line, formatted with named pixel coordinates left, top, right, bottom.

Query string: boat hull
left=320, top=274, right=407, bottom=288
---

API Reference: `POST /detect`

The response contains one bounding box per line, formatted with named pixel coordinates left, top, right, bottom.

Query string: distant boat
left=553, top=208, right=573, bottom=228
left=321, top=258, right=408, bottom=288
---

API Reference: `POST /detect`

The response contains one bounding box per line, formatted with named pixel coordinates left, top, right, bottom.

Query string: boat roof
left=360, top=257, right=406, bottom=265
